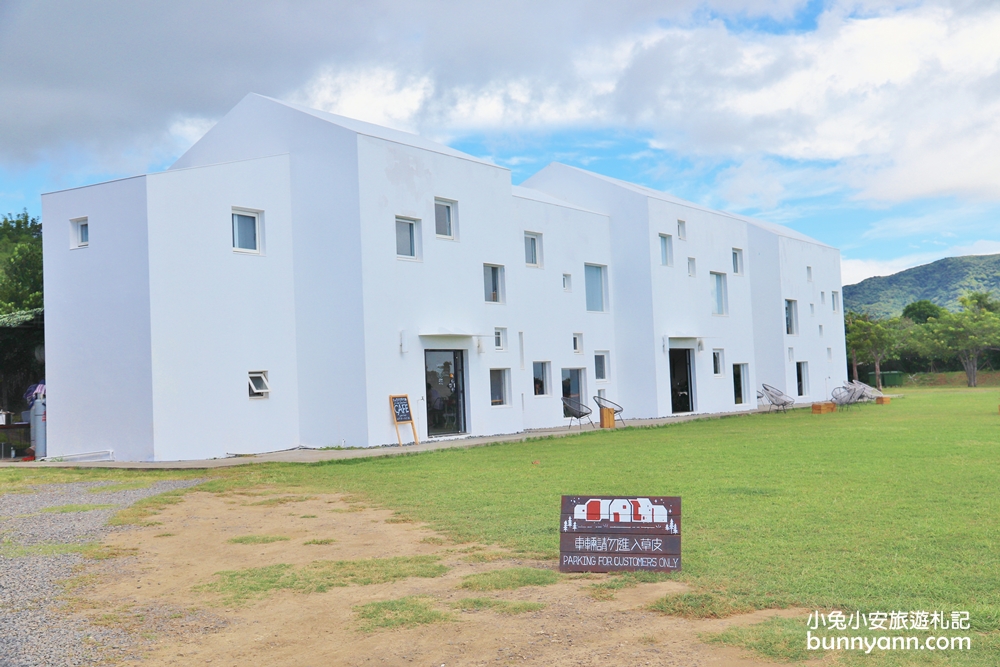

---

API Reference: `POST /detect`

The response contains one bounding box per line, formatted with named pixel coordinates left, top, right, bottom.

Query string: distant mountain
left=843, top=254, right=1000, bottom=318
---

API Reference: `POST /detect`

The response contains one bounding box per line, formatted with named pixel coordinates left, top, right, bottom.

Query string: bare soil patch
left=62, top=491, right=810, bottom=666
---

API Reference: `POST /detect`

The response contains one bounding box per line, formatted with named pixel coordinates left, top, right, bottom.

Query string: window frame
left=232, top=209, right=263, bottom=254
left=483, top=264, right=506, bottom=303
left=490, top=368, right=511, bottom=407
left=70, top=217, right=89, bottom=249
left=584, top=263, right=608, bottom=313
left=562, top=273, right=572, bottom=292
left=732, top=248, right=743, bottom=275
left=494, top=327, right=507, bottom=351
left=687, top=257, right=696, bottom=277
left=785, top=299, right=799, bottom=335
left=796, top=361, right=809, bottom=397
left=532, top=361, right=550, bottom=396
left=710, top=272, right=728, bottom=315
left=712, top=349, right=724, bottom=376
left=395, top=216, right=420, bottom=259
left=832, top=291, right=840, bottom=312
left=677, top=219, right=687, bottom=240
left=806, top=266, right=813, bottom=282
left=434, top=199, right=457, bottom=239
left=659, top=234, right=673, bottom=266
left=594, top=352, right=609, bottom=381
left=572, top=333, right=583, bottom=354
left=524, top=231, right=542, bottom=267
left=248, top=371, right=270, bottom=399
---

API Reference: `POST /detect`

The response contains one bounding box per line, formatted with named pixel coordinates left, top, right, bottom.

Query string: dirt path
left=64, top=491, right=808, bottom=666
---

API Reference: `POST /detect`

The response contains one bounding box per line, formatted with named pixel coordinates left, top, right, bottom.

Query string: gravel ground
left=0, top=479, right=211, bottom=667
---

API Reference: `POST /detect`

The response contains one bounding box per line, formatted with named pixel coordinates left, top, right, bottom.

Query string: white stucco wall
left=42, top=176, right=155, bottom=461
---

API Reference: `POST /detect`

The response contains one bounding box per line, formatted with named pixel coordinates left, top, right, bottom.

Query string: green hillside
left=843, top=254, right=1000, bottom=318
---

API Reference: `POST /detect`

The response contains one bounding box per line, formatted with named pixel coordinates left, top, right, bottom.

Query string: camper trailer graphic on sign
left=562, top=497, right=679, bottom=534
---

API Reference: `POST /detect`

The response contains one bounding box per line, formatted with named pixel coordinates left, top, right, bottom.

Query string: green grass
left=41, top=503, right=115, bottom=513
left=452, top=597, right=546, bottom=614
left=246, top=495, right=313, bottom=506
left=4, top=387, right=999, bottom=663
left=227, top=535, right=290, bottom=545
left=0, top=540, right=96, bottom=558
left=303, top=538, right=335, bottom=545
left=353, top=596, right=451, bottom=632
left=588, top=571, right=675, bottom=600
left=198, top=555, right=448, bottom=605
left=702, top=616, right=822, bottom=662
left=460, top=567, right=560, bottom=591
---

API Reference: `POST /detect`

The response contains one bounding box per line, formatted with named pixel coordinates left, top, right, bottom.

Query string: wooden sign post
left=559, top=495, right=681, bottom=573
left=389, top=395, right=419, bottom=446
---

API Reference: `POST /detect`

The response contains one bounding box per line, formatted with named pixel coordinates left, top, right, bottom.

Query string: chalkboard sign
left=559, top=495, right=681, bottom=573
left=390, top=395, right=413, bottom=423
left=389, top=395, right=419, bottom=446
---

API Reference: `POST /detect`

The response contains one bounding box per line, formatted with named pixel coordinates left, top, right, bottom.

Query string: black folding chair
left=561, top=397, right=596, bottom=429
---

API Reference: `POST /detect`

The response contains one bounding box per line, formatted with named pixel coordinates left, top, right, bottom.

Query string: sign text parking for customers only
left=559, top=496, right=681, bottom=573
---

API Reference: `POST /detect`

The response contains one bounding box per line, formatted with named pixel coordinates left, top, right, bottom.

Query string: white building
left=41, top=94, right=846, bottom=462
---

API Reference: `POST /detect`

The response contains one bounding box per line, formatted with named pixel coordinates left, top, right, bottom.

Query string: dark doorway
left=669, top=348, right=693, bottom=413
left=425, top=350, right=466, bottom=436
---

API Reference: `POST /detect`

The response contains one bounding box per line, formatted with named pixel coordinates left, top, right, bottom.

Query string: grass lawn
left=3, top=386, right=998, bottom=662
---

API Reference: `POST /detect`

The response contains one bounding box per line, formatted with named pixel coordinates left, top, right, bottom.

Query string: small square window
left=434, top=199, right=455, bottom=238
left=490, top=368, right=510, bottom=406
left=595, top=352, right=609, bottom=381
left=524, top=232, right=542, bottom=266
left=562, top=273, right=572, bottom=291
left=687, top=257, right=696, bottom=277
left=533, top=362, right=549, bottom=396
left=659, top=234, right=673, bottom=266
left=572, top=333, right=583, bottom=353
left=396, top=217, right=418, bottom=258
left=71, top=217, right=89, bottom=249
left=233, top=211, right=260, bottom=253
left=248, top=371, right=270, bottom=399
left=484, top=264, right=505, bottom=303
left=494, top=327, right=507, bottom=350
left=712, top=350, right=724, bottom=375
left=677, top=220, right=687, bottom=240
left=807, top=266, right=813, bottom=281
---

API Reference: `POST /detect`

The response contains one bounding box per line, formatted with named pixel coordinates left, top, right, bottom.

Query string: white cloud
left=841, top=238, right=1000, bottom=285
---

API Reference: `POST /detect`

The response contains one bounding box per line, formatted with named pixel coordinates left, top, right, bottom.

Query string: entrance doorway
left=669, top=348, right=693, bottom=413
left=425, top=350, right=466, bottom=436
left=561, top=368, right=585, bottom=417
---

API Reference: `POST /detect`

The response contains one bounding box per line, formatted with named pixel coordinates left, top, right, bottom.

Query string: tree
left=902, top=300, right=946, bottom=324
left=844, top=311, right=870, bottom=381
left=0, top=242, right=43, bottom=313
left=846, top=316, right=902, bottom=389
left=916, top=307, right=1000, bottom=387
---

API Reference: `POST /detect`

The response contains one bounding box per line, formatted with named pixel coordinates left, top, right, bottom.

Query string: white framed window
left=532, top=361, right=550, bottom=396
left=572, top=333, right=583, bottom=353
left=677, top=219, right=687, bottom=240
left=785, top=299, right=798, bottom=335
left=248, top=371, right=270, bottom=399
left=710, top=272, right=728, bottom=315
left=562, top=273, right=572, bottom=291
left=732, top=248, right=743, bottom=275
left=712, top=349, right=724, bottom=376
left=659, top=234, right=673, bottom=266
left=524, top=232, right=542, bottom=267
left=806, top=266, right=813, bottom=282
left=494, top=327, right=507, bottom=351
left=434, top=199, right=456, bottom=238
left=70, top=217, right=89, bottom=249
left=687, top=257, right=696, bottom=277
left=832, top=291, right=839, bottom=312
left=233, top=210, right=261, bottom=253
left=796, top=361, right=809, bottom=397
left=395, top=216, right=419, bottom=258
left=584, top=264, right=608, bottom=312
left=594, top=352, right=609, bottom=381
left=484, top=264, right=505, bottom=303
left=490, top=368, right=510, bottom=406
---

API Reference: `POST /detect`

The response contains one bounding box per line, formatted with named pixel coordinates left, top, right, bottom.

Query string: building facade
left=42, top=94, right=847, bottom=461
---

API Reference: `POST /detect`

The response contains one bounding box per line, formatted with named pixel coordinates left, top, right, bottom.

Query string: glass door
left=425, top=350, right=466, bottom=436
left=561, top=368, right=584, bottom=417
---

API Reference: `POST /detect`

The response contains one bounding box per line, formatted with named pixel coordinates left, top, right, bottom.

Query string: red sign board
left=559, top=495, right=681, bottom=573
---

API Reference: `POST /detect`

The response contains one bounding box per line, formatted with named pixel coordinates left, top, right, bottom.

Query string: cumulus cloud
left=2, top=0, right=1000, bottom=212
left=842, top=238, right=1000, bottom=285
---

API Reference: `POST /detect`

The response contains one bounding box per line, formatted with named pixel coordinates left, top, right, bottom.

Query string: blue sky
left=3, top=0, right=999, bottom=285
